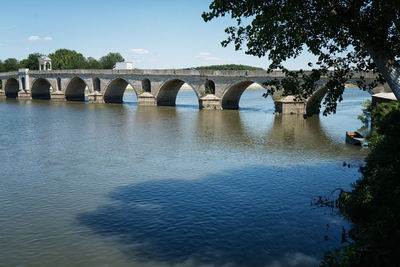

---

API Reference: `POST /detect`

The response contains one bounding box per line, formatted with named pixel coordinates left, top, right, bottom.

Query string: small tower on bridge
left=38, top=56, right=52, bottom=71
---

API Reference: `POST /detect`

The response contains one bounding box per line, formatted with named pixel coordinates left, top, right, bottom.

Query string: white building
left=113, top=62, right=133, bottom=70
left=38, top=56, right=52, bottom=70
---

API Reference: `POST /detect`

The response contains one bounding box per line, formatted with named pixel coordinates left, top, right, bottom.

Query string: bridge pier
left=138, top=92, right=156, bottom=106
left=199, top=94, right=222, bottom=110
left=0, top=69, right=383, bottom=112
left=274, top=96, right=306, bottom=114
left=18, top=90, right=32, bottom=100
left=88, top=91, right=104, bottom=103
left=51, top=91, right=66, bottom=101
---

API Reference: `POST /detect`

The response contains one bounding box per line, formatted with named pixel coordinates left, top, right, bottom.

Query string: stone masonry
left=0, top=69, right=389, bottom=115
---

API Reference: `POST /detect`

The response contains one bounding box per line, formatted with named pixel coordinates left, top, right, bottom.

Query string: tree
left=203, top=1, right=400, bottom=115
left=0, top=60, right=4, bottom=73
left=321, top=102, right=400, bottom=266
left=19, top=53, right=43, bottom=70
left=86, top=57, right=101, bottom=69
left=99, top=52, right=124, bottom=69
left=195, top=64, right=264, bottom=70
left=49, top=49, right=87, bottom=70
left=3, top=58, right=19, bottom=72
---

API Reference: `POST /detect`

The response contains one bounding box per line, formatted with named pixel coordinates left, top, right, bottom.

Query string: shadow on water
left=77, top=163, right=356, bottom=267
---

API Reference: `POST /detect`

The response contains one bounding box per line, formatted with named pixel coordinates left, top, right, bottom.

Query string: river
left=0, top=88, right=370, bottom=267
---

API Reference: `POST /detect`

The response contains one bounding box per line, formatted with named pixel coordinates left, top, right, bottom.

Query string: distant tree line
left=0, top=49, right=125, bottom=72
left=195, top=64, right=264, bottom=70
left=0, top=52, right=264, bottom=73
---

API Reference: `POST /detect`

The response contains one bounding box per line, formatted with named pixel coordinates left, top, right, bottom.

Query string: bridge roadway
left=0, top=69, right=387, bottom=114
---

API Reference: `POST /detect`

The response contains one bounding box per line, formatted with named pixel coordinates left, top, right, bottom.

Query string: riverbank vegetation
left=0, top=50, right=125, bottom=72
left=322, top=101, right=400, bottom=266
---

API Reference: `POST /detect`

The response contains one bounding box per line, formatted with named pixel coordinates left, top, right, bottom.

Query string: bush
left=322, top=102, right=400, bottom=266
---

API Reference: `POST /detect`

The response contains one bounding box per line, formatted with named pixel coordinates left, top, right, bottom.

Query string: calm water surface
left=0, top=88, right=370, bottom=267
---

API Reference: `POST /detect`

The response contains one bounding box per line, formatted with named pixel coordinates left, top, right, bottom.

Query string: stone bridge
left=0, top=69, right=389, bottom=114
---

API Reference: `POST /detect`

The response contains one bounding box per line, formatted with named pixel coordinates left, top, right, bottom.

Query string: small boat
left=346, top=131, right=364, bottom=146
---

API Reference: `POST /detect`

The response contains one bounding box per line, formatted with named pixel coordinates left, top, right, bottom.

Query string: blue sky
left=0, top=0, right=315, bottom=69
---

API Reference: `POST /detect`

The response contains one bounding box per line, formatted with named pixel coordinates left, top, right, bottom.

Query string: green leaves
left=203, top=0, right=400, bottom=115
left=323, top=102, right=400, bottom=266
left=0, top=50, right=126, bottom=71
left=19, top=53, right=43, bottom=70
left=99, top=52, right=125, bottom=69
left=49, top=49, right=87, bottom=70
left=86, top=57, right=102, bottom=69
left=2, top=58, right=19, bottom=72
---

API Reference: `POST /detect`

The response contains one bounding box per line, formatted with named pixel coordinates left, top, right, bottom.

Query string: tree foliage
left=86, top=57, right=102, bottom=69
left=19, top=53, right=43, bottom=70
left=49, top=49, right=87, bottom=70
left=203, top=0, right=400, bottom=115
left=0, top=50, right=126, bottom=72
left=321, top=101, right=400, bottom=266
left=99, top=52, right=124, bottom=69
left=195, top=64, right=264, bottom=70
left=3, top=58, right=19, bottom=72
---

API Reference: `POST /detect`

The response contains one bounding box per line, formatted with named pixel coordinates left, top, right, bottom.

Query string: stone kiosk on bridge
left=0, top=68, right=389, bottom=115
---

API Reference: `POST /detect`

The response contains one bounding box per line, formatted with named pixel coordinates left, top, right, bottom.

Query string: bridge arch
left=4, top=78, right=19, bottom=98
left=305, top=86, right=329, bottom=115
left=21, top=77, right=26, bottom=90
left=65, top=77, right=88, bottom=101
left=205, top=79, right=215, bottom=94
left=31, top=78, right=51, bottom=99
left=221, top=80, right=267, bottom=109
left=305, top=83, right=375, bottom=115
left=142, top=78, right=151, bottom=93
left=57, top=78, right=62, bottom=91
left=93, top=77, right=101, bottom=92
left=104, top=77, right=137, bottom=103
left=156, top=79, right=199, bottom=106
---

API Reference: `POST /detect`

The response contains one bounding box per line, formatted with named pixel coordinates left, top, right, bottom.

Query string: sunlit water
left=0, top=88, right=370, bottom=267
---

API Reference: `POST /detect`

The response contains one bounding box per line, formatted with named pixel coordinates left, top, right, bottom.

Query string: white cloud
left=28, top=35, right=40, bottom=41
left=205, top=56, right=221, bottom=61
left=43, top=36, right=53, bottom=41
left=128, top=48, right=150, bottom=54
left=199, top=52, right=211, bottom=56
left=195, top=52, right=222, bottom=61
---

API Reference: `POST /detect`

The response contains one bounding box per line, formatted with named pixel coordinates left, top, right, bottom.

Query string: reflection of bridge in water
left=193, top=110, right=366, bottom=159
left=0, top=69, right=387, bottom=115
